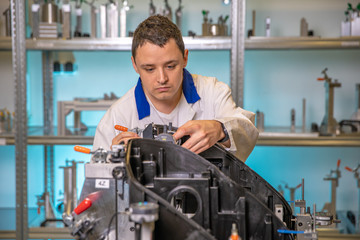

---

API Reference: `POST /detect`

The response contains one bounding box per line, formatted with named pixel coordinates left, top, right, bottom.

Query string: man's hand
left=111, top=131, right=140, bottom=148
left=173, top=120, right=230, bottom=154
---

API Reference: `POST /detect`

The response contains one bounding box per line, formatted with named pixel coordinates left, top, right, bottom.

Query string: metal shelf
left=4, top=36, right=360, bottom=51
left=1, top=132, right=359, bottom=146
left=25, top=36, right=231, bottom=51
left=246, top=36, right=360, bottom=50
left=257, top=135, right=360, bottom=147
left=0, top=37, right=12, bottom=50
left=0, top=228, right=72, bottom=239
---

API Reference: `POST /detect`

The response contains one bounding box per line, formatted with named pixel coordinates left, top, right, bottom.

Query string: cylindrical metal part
left=356, top=84, right=360, bottom=111
left=61, top=4, right=71, bottom=39
left=3, top=7, right=11, bottom=36
left=256, top=111, right=264, bottom=132
left=291, top=108, right=295, bottom=132
left=42, top=3, right=58, bottom=23
left=302, top=178, right=305, bottom=200
left=302, top=98, right=306, bottom=132
left=91, top=5, right=97, bottom=38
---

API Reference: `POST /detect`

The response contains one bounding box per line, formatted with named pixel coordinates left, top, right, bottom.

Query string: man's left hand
left=173, top=120, right=229, bottom=154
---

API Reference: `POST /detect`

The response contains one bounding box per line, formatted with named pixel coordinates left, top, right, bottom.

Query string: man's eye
left=145, top=68, right=154, bottom=72
left=167, top=65, right=175, bottom=69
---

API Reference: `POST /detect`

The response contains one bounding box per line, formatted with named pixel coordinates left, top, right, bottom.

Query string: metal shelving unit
left=246, top=36, right=360, bottom=49
left=7, top=0, right=360, bottom=239
left=4, top=36, right=360, bottom=51
left=2, top=129, right=359, bottom=146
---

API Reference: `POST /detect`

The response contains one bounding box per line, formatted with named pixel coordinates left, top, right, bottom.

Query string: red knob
left=74, top=198, right=92, bottom=215
left=114, top=125, right=128, bottom=132
left=317, top=78, right=325, bottom=81
left=337, top=159, right=341, bottom=168
left=345, top=166, right=353, bottom=172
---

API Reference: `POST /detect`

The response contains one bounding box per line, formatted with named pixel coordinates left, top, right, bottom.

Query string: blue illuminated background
left=0, top=0, right=359, bottom=231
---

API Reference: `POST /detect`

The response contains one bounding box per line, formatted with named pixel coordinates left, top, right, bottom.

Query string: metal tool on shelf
left=60, top=0, right=71, bottom=39
left=74, top=0, right=83, bottom=37
left=291, top=108, right=296, bottom=133
left=281, top=179, right=339, bottom=240
left=0, top=108, right=13, bottom=134
left=284, top=181, right=302, bottom=213
left=163, top=0, right=172, bottom=21
left=2, top=1, right=11, bottom=37
left=57, top=94, right=118, bottom=136
left=321, top=159, right=341, bottom=221
left=345, top=163, right=360, bottom=233
left=106, top=1, right=119, bottom=38
left=120, top=0, right=133, bottom=37
left=60, top=159, right=83, bottom=222
left=202, top=10, right=210, bottom=36
left=300, top=18, right=308, bottom=37
left=36, top=191, right=61, bottom=226
left=255, top=110, right=264, bottom=132
left=87, top=0, right=98, bottom=38
left=31, top=0, right=41, bottom=38
left=317, top=68, right=341, bottom=136
left=39, top=0, right=59, bottom=39
left=149, top=0, right=156, bottom=16
left=340, top=83, right=360, bottom=134
left=175, top=0, right=183, bottom=32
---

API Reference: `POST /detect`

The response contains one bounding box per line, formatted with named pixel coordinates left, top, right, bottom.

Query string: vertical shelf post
left=11, top=0, right=28, bottom=239
left=43, top=51, right=55, bottom=213
left=231, top=0, right=246, bottom=107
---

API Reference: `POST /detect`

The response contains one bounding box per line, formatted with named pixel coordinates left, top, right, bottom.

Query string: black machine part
left=126, top=138, right=294, bottom=240
left=70, top=138, right=295, bottom=240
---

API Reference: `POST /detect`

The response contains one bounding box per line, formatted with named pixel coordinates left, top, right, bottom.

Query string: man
left=93, top=15, right=258, bottom=162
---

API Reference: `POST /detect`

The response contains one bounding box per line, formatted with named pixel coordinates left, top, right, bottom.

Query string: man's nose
left=157, top=68, right=168, bottom=84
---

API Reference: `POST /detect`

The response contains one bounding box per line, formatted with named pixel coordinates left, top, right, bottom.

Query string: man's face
left=131, top=39, right=189, bottom=110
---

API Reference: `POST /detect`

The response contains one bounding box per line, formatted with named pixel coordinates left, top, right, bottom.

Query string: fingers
left=111, top=131, right=140, bottom=147
left=175, top=120, right=222, bottom=154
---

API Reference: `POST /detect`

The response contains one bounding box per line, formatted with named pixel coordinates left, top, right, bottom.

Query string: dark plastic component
left=339, top=120, right=360, bottom=132
left=72, top=138, right=294, bottom=240
left=74, top=31, right=82, bottom=37
left=64, top=62, right=73, bottom=72
left=126, top=139, right=294, bottom=240
left=53, top=61, right=61, bottom=72
left=311, top=122, right=319, bottom=132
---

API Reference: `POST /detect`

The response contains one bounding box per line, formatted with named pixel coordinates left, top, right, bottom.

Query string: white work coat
left=93, top=70, right=259, bottom=161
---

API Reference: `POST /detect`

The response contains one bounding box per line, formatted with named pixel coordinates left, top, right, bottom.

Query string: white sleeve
left=212, top=79, right=259, bottom=162
left=92, top=109, right=117, bottom=152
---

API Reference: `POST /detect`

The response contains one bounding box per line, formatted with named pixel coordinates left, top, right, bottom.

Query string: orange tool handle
left=337, top=159, right=341, bottom=168
left=115, top=125, right=128, bottom=132
left=74, top=198, right=92, bottom=215
left=74, top=145, right=91, bottom=154
left=230, top=235, right=239, bottom=240
left=317, top=78, right=325, bottom=81
left=296, top=183, right=302, bottom=189
left=345, top=166, right=353, bottom=172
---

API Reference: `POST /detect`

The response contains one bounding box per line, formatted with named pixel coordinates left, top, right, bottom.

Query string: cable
left=106, top=211, right=129, bottom=240
left=277, top=229, right=305, bottom=234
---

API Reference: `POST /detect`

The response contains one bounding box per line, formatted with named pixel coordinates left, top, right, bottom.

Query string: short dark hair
left=132, top=15, right=185, bottom=59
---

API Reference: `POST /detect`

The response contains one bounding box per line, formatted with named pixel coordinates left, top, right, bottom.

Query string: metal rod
left=302, top=178, right=304, bottom=200
left=313, top=203, right=316, bottom=232
left=231, top=0, right=245, bottom=107
left=302, top=98, right=306, bottom=132
left=11, top=0, right=28, bottom=239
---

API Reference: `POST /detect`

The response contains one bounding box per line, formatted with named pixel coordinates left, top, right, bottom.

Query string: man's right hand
left=111, top=131, right=140, bottom=148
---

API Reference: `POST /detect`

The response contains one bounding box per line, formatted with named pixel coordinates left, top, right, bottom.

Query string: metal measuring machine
left=317, top=68, right=341, bottom=136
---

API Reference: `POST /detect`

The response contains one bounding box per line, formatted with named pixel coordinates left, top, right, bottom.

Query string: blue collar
left=135, top=68, right=201, bottom=120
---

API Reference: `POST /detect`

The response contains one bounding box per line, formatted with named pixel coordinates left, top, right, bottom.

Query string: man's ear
left=131, top=56, right=139, bottom=74
left=183, top=49, right=189, bottom=68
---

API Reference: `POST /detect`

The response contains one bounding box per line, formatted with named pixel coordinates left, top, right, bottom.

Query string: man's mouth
left=156, top=87, right=170, bottom=92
